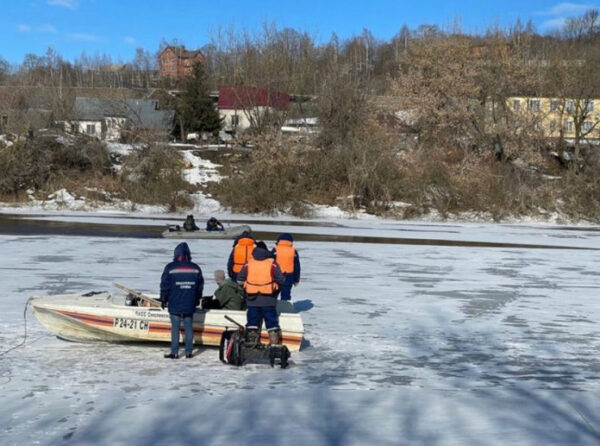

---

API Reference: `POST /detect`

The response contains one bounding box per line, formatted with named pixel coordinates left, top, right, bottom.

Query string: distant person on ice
left=201, top=269, right=245, bottom=310
left=272, top=233, right=301, bottom=301
left=237, top=241, right=285, bottom=345
left=183, top=214, right=200, bottom=232
left=206, top=217, right=225, bottom=232
left=160, top=242, right=204, bottom=359
left=227, top=231, right=255, bottom=281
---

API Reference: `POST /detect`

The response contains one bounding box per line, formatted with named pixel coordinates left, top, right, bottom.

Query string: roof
left=218, top=86, right=290, bottom=110
left=73, top=97, right=175, bottom=130
left=160, top=45, right=204, bottom=59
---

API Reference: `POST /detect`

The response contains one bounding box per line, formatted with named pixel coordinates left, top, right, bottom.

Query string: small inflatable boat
left=161, top=224, right=252, bottom=239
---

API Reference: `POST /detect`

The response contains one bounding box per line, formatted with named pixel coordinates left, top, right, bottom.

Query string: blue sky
left=1, top=0, right=599, bottom=64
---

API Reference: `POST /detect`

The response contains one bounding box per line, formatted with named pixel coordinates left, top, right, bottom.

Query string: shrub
left=119, top=144, right=192, bottom=211
left=0, top=135, right=112, bottom=197
left=215, top=119, right=402, bottom=215
left=216, top=135, right=311, bottom=215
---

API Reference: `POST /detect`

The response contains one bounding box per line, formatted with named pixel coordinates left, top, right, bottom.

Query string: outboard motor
left=124, top=293, right=139, bottom=306
left=219, top=316, right=290, bottom=369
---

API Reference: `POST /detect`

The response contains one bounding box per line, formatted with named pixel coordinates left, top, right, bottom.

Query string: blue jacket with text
left=160, top=242, right=204, bottom=315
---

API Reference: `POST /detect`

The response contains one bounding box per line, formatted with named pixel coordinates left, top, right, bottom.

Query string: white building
left=217, top=86, right=290, bottom=134
left=66, top=97, right=175, bottom=141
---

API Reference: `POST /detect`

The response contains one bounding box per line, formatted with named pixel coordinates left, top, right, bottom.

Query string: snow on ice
left=0, top=218, right=599, bottom=445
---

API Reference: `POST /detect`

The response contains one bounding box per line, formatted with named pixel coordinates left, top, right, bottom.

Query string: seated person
left=183, top=214, right=200, bottom=232
left=206, top=217, right=225, bottom=232
left=201, top=269, right=245, bottom=310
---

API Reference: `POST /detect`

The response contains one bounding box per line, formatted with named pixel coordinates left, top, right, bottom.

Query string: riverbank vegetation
left=2, top=9, right=600, bottom=220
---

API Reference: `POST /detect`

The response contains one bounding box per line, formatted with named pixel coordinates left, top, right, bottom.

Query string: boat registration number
left=113, top=318, right=149, bottom=332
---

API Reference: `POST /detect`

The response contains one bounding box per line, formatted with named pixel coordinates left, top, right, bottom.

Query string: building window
left=583, top=121, right=594, bottom=132
left=565, top=121, right=574, bottom=133
left=230, top=114, right=239, bottom=126
left=86, top=124, right=96, bottom=135
left=585, top=100, right=594, bottom=113
left=512, top=100, right=521, bottom=112
left=566, top=100, right=574, bottom=114
left=550, top=100, right=560, bottom=112
left=549, top=120, right=557, bottom=132
left=71, top=122, right=78, bottom=133
left=528, top=99, right=541, bottom=112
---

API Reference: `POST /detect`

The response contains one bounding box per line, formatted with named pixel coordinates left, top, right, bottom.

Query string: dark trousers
left=169, top=313, right=194, bottom=355
left=246, top=306, right=279, bottom=331
left=280, top=273, right=295, bottom=300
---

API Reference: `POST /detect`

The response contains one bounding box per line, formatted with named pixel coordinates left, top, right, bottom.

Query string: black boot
left=164, top=353, right=179, bottom=359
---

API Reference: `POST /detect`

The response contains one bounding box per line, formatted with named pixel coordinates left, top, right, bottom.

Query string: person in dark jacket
left=160, top=242, right=204, bottom=359
left=237, top=242, right=285, bottom=344
left=183, top=215, right=199, bottom=232
left=227, top=231, right=255, bottom=281
left=202, top=269, right=245, bottom=310
left=206, top=217, right=225, bottom=232
left=272, top=233, right=301, bottom=301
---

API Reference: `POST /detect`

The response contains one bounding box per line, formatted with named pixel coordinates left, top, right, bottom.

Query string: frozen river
left=1, top=216, right=599, bottom=445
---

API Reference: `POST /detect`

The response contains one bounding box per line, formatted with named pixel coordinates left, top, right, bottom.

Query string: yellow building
left=508, top=97, right=600, bottom=140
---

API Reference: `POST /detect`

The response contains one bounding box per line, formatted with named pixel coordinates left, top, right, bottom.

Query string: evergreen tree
left=175, top=62, right=222, bottom=141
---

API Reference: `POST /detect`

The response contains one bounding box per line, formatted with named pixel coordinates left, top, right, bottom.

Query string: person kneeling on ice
left=237, top=241, right=285, bottom=345
left=160, top=242, right=204, bottom=359
left=272, top=233, right=301, bottom=302
left=202, top=269, right=245, bottom=310
left=206, top=217, right=225, bottom=232
left=227, top=231, right=255, bottom=281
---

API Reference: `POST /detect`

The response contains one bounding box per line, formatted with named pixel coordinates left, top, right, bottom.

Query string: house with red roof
left=218, top=85, right=290, bottom=133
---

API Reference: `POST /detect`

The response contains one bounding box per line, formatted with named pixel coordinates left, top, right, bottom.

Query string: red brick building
left=158, top=46, right=204, bottom=79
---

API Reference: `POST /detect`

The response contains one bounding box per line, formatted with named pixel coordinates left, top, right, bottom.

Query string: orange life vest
left=232, top=237, right=254, bottom=273
left=244, top=258, right=279, bottom=295
left=275, top=240, right=295, bottom=274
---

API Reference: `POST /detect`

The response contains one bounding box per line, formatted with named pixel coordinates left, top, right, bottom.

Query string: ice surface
left=1, top=223, right=600, bottom=445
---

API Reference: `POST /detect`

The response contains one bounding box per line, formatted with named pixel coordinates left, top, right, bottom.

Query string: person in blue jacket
left=206, top=217, right=224, bottom=232
left=160, top=242, right=204, bottom=359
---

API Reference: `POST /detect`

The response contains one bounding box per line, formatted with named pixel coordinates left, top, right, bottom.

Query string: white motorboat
left=161, top=224, right=252, bottom=239
left=30, top=291, right=303, bottom=352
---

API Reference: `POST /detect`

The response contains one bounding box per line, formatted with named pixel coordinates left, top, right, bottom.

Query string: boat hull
left=161, top=225, right=251, bottom=239
left=31, top=292, right=303, bottom=352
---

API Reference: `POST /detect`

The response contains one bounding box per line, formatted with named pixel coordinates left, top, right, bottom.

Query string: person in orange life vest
left=272, top=233, right=300, bottom=301
left=227, top=231, right=255, bottom=281
left=236, top=241, right=285, bottom=345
